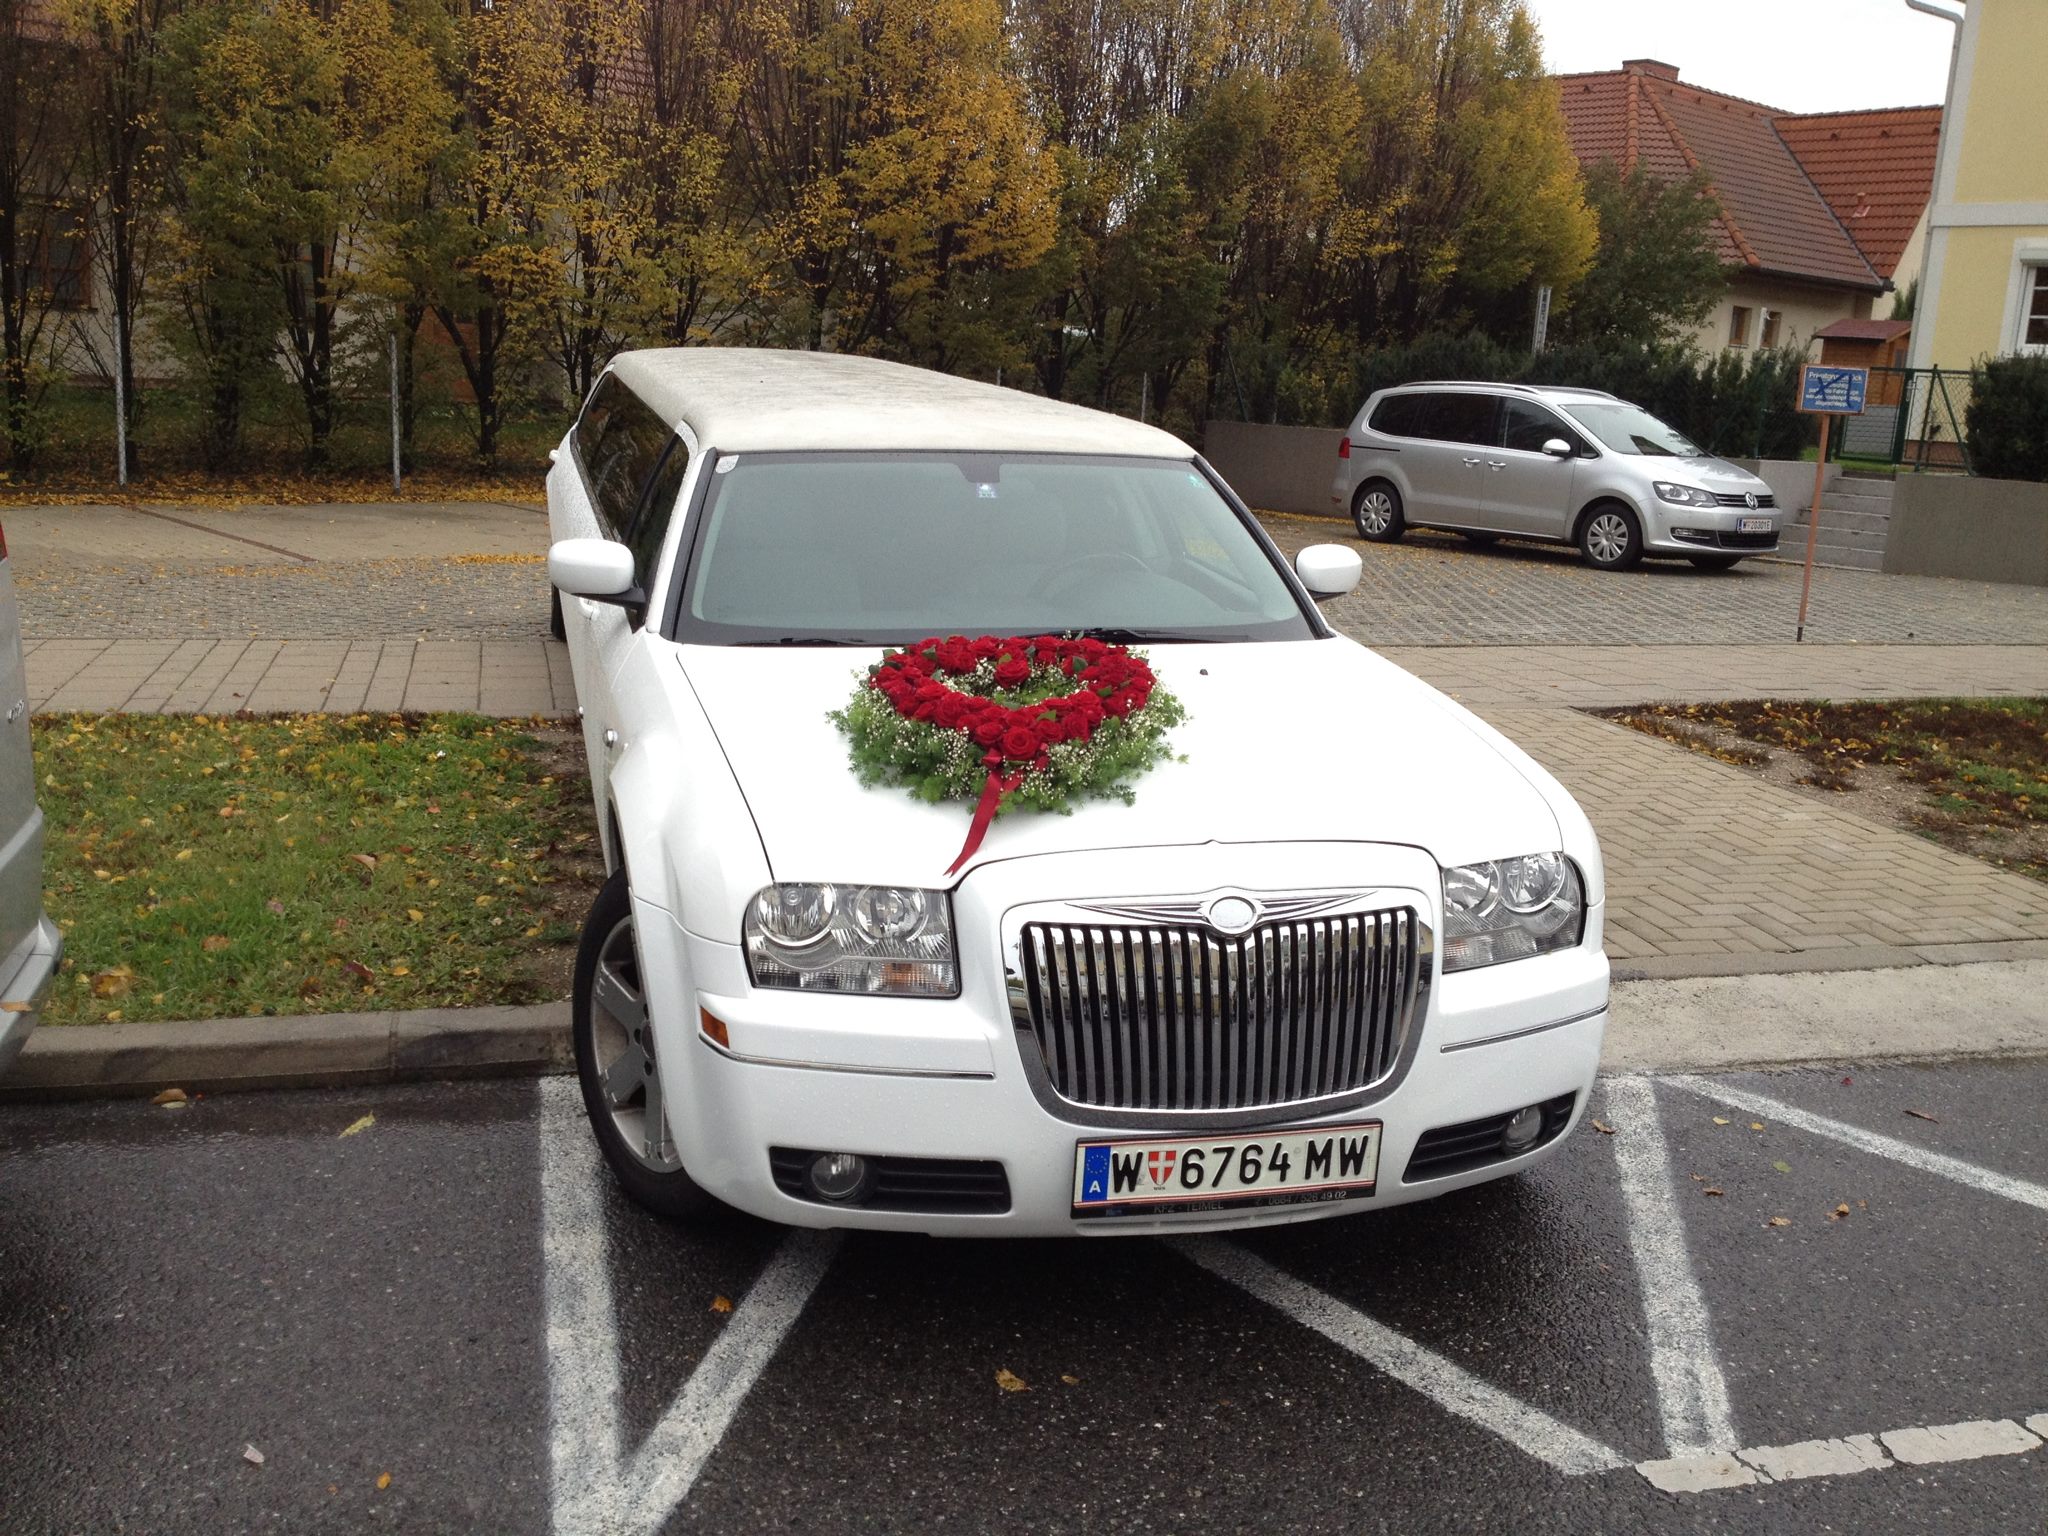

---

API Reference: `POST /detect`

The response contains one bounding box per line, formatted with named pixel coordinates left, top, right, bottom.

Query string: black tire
left=549, top=588, right=567, bottom=641
left=573, top=869, right=721, bottom=1220
left=1688, top=554, right=1742, bottom=572
left=1351, top=479, right=1406, bottom=543
left=1460, top=531, right=1500, bottom=546
left=1578, top=503, right=1644, bottom=571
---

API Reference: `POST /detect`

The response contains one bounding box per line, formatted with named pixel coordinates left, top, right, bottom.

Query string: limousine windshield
left=1560, top=402, right=1702, bottom=458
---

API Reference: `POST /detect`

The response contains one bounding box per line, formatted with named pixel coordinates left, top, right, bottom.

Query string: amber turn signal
left=699, top=1008, right=731, bottom=1049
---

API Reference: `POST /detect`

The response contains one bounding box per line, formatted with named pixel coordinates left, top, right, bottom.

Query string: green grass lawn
left=32, top=713, right=602, bottom=1024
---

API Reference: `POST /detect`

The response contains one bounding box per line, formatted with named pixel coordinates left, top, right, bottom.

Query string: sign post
left=1531, top=285, right=1552, bottom=355
left=1793, top=364, right=1868, bottom=642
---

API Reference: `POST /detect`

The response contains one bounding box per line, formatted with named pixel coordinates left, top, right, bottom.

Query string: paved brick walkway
left=24, top=637, right=572, bottom=716
left=1260, top=513, right=2048, bottom=647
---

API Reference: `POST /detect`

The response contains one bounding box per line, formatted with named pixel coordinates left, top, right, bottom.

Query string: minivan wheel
left=573, top=869, right=721, bottom=1220
left=1352, top=480, right=1405, bottom=543
left=1579, top=505, right=1644, bottom=570
left=1688, top=554, right=1742, bottom=572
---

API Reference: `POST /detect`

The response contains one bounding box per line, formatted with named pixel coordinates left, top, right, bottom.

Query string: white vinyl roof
left=607, top=348, right=1193, bottom=458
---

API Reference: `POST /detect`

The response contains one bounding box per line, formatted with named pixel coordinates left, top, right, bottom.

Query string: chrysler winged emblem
left=1203, top=895, right=1261, bottom=936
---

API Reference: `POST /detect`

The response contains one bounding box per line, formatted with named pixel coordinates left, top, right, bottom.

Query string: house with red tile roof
left=1555, top=60, right=1938, bottom=355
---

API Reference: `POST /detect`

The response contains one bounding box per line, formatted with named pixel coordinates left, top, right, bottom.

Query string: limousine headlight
left=1652, top=481, right=1716, bottom=507
left=1441, top=854, right=1584, bottom=972
left=744, top=883, right=959, bottom=996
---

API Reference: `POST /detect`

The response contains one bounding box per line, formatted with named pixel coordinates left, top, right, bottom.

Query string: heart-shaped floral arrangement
left=831, top=635, right=1186, bottom=874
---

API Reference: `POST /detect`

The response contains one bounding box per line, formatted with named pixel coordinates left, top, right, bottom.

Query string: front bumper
left=1642, top=502, right=1780, bottom=557
left=0, top=916, right=62, bottom=1077
left=644, top=846, right=1608, bottom=1237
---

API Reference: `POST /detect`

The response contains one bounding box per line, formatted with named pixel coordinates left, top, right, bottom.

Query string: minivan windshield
left=672, top=452, right=1314, bottom=645
left=1561, top=402, right=1703, bottom=457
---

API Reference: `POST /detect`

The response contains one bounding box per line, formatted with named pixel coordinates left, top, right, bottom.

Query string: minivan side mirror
left=1541, top=438, right=1574, bottom=460
left=1295, top=543, right=1363, bottom=600
left=549, top=538, right=644, bottom=613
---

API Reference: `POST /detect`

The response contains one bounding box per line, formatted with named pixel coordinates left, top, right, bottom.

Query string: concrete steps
left=1776, top=474, right=1894, bottom=571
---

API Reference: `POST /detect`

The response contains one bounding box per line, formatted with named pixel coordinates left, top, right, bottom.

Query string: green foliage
left=1560, top=162, right=1726, bottom=346
left=1965, top=354, right=2048, bottom=482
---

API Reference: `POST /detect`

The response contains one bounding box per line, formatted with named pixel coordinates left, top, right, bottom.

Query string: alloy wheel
left=588, top=915, right=681, bottom=1172
left=1358, top=490, right=1394, bottom=535
left=1586, top=512, right=1631, bottom=565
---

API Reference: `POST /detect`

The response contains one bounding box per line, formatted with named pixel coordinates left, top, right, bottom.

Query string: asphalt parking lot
left=3, top=1063, right=2043, bottom=1533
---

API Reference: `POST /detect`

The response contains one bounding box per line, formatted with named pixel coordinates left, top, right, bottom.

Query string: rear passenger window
left=1413, top=392, right=1498, bottom=445
left=1368, top=395, right=1420, bottom=437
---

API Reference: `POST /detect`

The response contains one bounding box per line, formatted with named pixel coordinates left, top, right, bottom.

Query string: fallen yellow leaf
left=995, top=1368, right=1029, bottom=1393
left=202, top=935, right=232, bottom=953
left=153, top=1088, right=188, bottom=1106
left=1711, top=1116, right=1730, bottom=1126
left=376, top=1472, right=391, bottom=1491
left=1766, top=1216, right=1791, bottom=1228
left=339, top=1114, right=375, bottom=1138
left=709, top=1295, right=734, bottom=1314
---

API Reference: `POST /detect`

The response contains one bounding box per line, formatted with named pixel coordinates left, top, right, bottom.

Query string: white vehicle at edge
left=546, top=348, right=1608, bottom=1236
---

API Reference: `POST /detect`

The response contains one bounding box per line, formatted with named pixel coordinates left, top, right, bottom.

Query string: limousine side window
left=1370, top=391, right=1498, bottom=445
left=1500, top=398, right=1591, bottom=456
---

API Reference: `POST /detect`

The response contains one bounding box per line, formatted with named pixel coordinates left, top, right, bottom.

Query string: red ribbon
left=946, top=769, right=1023, bottom=877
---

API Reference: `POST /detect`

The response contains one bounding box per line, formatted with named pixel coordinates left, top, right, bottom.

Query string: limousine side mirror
left=1296, top=543, right=1363, bottom=600
left=1541, top=438, right=1574, bottom=460
left=549, top=538, right=644, bottom=613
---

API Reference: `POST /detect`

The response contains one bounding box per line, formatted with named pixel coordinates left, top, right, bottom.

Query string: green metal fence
left=1828, top=365, right=1975, bottom=472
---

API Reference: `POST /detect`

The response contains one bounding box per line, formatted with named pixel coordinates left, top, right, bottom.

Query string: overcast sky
left=1524, top=0, right=1959, bottom=114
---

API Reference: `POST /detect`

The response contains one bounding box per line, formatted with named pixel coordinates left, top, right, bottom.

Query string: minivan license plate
left=1739, top=516, right=1774, bottom=533
left=1072, top=1122, right=1380, bottom=1217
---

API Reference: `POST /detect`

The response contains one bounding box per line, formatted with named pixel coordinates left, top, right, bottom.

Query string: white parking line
left=539, top=1077, right=838, bottom=1536
left=1603, top=1076, right=1740, bottom=1459
left=1638, top=1412, right=2045, bottom=1494
left=1664, top=1075, right=2048, bottom=1213
left=1178, top=1237, right=1627, bottom=1476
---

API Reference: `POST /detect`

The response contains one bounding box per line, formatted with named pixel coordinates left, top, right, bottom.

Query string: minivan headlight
left=744, top=883, right=958, bottom=996
left=1652, top=481, right=1715, bottom=506
left=1441, top=854, right=1584, bottom=972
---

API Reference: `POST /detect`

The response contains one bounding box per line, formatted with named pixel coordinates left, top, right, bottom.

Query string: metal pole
left=1796, top=413, right=1830, bottom=642
left=389, top=331, right=402, bottom=494
left=112, top=320, right=128, bottom=487
left=1140, top=374, right=1150, bottom=424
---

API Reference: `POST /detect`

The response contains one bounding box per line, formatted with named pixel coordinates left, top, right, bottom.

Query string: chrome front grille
left=1013, top=909, right=1427, bottom=1113
left=1713, top=491, right=1776, bottom=508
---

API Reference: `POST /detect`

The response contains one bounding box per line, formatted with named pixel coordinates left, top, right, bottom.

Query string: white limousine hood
left=680, top=639, right=1561, bottom=888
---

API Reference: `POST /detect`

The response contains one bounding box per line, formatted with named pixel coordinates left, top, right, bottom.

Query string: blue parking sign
left=1798, top=365, right=1868, bottom=415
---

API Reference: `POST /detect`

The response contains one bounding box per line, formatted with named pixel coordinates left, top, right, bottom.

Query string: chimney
left=1622, top=59, right=1682, bottom=81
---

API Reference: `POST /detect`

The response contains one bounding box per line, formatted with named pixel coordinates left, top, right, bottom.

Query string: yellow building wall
left=1926, top=224, right=2048, bottom=367
left=1915, top=0, right=2048, bottom=370
left=1950, top=1, right=2048, bottom=205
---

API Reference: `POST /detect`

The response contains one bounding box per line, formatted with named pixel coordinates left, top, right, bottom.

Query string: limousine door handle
left=1486, top=460, right=1506, bottom=471
left=3, top=698, right=23, bottom=724
left=1462, top=456, right=1483, bottom=467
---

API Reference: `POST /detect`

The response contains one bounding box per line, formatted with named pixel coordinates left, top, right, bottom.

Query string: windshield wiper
left=1071, top=627, right=1247, bottom=644
left=732, top=636, right=879, bottom=647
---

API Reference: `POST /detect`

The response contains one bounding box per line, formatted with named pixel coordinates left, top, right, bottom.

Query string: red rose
left=993, top=657, right=1030, bottom=688
left=1002, top=726, right=1041, bottom=759
left=935, top=640, right=975, bottom=673
left=972, top=719, right=1005, bottom=746
left=935, top=693, right=974, bottom=728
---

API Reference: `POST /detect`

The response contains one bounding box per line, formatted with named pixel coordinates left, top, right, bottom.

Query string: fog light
left=1502, top=1105, right=1545, bottom=1155
left=808, top=1151, right=870, bottom=1202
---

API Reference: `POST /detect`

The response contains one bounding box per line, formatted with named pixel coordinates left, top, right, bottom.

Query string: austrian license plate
left=1072, top=1122, right=1381, bottom=1218
left=1739, top=516, right=1774, bottom=533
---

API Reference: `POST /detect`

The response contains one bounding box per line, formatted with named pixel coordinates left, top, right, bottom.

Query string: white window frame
left=2000, top=238, right=2048, bottom=355
left=1727, top=304, right=1753, bottom=349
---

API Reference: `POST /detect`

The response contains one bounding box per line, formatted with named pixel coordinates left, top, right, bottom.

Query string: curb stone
left=1, top=1002, right=569, bottom=1102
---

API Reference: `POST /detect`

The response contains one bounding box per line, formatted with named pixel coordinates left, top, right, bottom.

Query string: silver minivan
left=1330, top=382, right=1781, bottom=571
left=0, top=515, right=60, bottom=1073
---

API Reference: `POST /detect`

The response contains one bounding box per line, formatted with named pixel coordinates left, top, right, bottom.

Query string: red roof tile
left=1772, top=106, right=1941, bottom=279
left=1556, top=63, right=1886, bottom=294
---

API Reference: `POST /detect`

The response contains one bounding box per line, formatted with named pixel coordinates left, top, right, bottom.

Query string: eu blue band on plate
left=1078, top=1144, right=1111, bottom=1203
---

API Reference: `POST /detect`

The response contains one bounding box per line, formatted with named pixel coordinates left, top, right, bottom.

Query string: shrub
left=1966, top=354, right=2048, bottom=482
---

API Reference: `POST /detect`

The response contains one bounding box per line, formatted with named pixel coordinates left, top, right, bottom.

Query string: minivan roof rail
left=1392, top=381, right=1618, bottom=400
